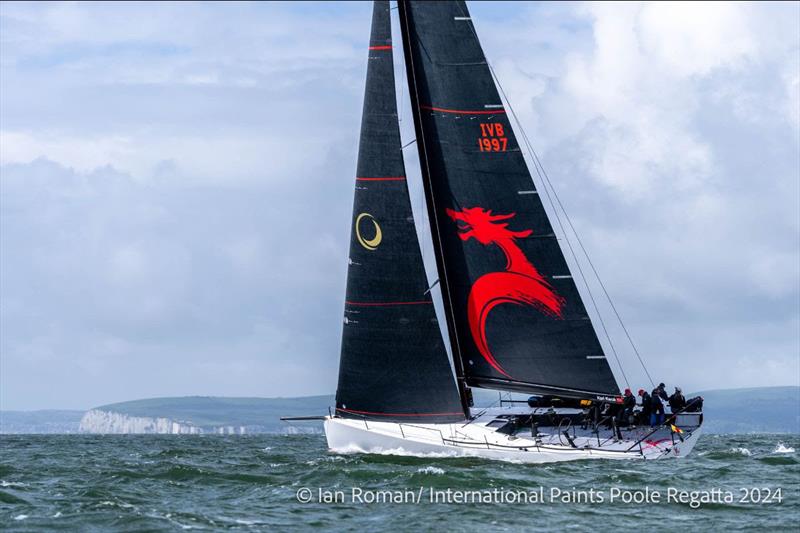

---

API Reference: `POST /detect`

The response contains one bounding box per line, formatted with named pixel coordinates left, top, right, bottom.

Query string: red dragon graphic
left=446, top=207, right=565, bottom=378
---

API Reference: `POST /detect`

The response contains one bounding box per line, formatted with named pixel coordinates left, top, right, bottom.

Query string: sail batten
left=399, top=0, right=620, bottom=400
left=334, top=1, right=465, bottom=422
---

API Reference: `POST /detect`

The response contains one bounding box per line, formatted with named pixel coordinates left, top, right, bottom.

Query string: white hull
left=325, top=407, right=702, bottom=463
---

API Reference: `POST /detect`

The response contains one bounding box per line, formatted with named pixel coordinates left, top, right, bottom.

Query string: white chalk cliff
left=79, top=409, right=246, bottom=434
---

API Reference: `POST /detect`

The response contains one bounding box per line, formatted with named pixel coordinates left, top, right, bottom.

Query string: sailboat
left=324, top=0, right=703, bottom=462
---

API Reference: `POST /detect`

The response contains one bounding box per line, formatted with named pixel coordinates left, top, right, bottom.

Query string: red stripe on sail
left=337, top=407, right=463, bottom=417
left=356, top=176, right=406, bottom=181
left=345, top=300, right=432, bottom=306
left=421, top=105, right=505, bottom=115
left=369, top=45, right=393, bottom=50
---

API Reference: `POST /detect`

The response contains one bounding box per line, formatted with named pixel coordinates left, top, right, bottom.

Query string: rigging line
left=487, top=62, right=630, bottom=391
left=530, top=148, right=655, bottom=389
left=524, top=132, right=629, bottom=390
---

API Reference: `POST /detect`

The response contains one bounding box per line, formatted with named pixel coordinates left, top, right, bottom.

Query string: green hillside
left=94, top=395, right=333, bottom=431
left=691, top=386, right=799, bottom=434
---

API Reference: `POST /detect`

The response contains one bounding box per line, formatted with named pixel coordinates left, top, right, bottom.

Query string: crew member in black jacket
left=650, top=383, right=668, bottom=426
left=668, top=387, right=686, bottom=413
left=617, top=388, right=636, bottom=428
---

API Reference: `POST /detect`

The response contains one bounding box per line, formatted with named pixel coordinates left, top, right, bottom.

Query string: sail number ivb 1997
left=478, top=123, right=507, bottom=152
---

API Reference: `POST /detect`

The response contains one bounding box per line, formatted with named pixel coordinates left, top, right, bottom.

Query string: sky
left=1, top=1, right=798, bottom=410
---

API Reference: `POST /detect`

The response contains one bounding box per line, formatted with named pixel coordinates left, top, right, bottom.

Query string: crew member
left=617, top=388, right=636, bottom=428
left=668, top=387, right=686, bottom=413
left=638, top=388, right=651, bottom=426
left=650, top=383, right=667, bottom=426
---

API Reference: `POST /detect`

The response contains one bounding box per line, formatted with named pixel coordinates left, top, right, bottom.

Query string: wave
left=416, top=466, right=445, bottom=475
left=729, top=447, right=752, bottom=457
left=97, top=500, right=135, bottom=510
left=1, top=480, right=28, bottom=488
left=330, top=443, right=465, bottom=459
left=758, top=455, right=798, bottom=466
left=0, top=490, right=30, bottom=505
left=699, top=446, right=755, bottom=460
left=2, top=433, right=798, bottom=530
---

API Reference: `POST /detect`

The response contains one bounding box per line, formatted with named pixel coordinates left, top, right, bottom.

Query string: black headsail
left=399, top=0, right=620, bottom=401
left=335, top=1, right=466, bottom=422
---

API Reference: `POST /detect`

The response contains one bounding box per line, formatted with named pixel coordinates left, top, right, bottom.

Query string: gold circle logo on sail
left=355, top=213, right=382, bottom=251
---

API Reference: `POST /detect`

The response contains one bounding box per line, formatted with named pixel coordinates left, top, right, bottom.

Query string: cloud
left=0, top=1, right=798, bottom=408
left=476, top=1, right=799, bottom=390
left=1, top=158, right=352, bottom=409
left=0, top=1, right=370, bottom=182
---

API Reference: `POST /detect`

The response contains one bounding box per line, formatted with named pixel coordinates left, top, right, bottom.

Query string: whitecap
left=99, top=500, right=134, bottom=509
left=53, top=512, right=63, bottom=518
left=416, top=466, right=445, bottom=475
left=305, top=455, right=347, bottom=466
left=773, top=443, right=795, bottom=454
left=13, top=515, right=28, bottom=521
left=1, top=480, right=27, bottom=488
left=730, top=447, right=752, bottom=456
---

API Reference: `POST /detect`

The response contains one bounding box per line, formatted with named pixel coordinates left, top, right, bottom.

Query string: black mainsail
left=335, top=1, right=466, bottom=422
left=399, top=0, right=620, bottom=400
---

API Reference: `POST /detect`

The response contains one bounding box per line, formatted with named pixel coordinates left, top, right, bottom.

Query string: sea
left=1, top=433, right=797, bottom=531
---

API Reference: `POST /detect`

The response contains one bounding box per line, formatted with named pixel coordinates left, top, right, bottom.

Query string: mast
left=334, top=0, right=466, bottom=422
left=399, top=0, right=620, bottom=401
left=397, top=1, right=472, bottom=411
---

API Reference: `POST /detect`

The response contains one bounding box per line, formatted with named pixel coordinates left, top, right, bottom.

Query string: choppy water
left=1, top=433, right=797, bottom=531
